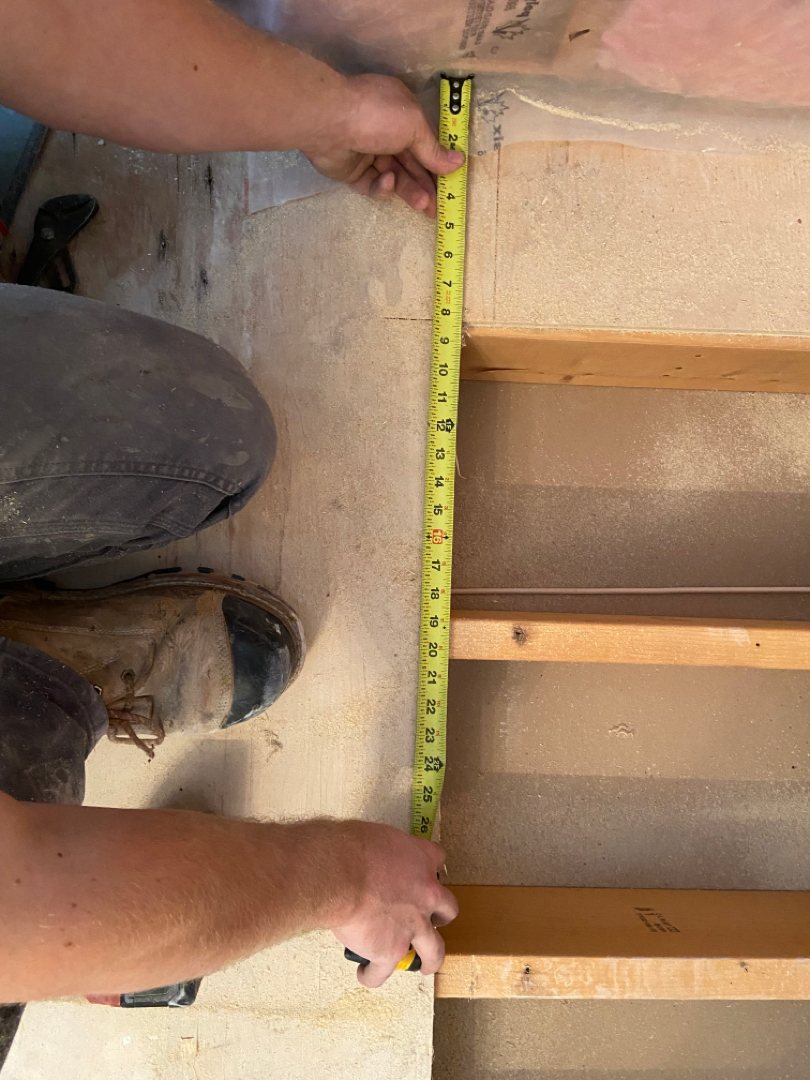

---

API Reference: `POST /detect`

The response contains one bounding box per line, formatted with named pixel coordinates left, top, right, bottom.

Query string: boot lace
left=102, top=670, right=164, bottom=759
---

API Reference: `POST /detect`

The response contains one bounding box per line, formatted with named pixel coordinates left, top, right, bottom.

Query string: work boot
left=0, top=570, right=305, bottom=757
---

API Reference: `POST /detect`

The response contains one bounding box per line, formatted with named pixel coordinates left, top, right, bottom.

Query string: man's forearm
left=1, top=0, right=465, bottom=214
left=0, top=792, right=358, bottom=1001
left=0, top=0, right=351, bottom=154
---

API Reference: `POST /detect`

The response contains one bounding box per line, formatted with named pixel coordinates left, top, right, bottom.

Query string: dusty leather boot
left=0, top=571, right=305, bottom=756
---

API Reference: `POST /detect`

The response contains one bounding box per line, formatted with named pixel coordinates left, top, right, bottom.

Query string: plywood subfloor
left=0, top=136, right=436, bottom=1079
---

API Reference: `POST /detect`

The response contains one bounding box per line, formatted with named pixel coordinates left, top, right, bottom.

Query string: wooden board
left=460, top=327, right=810, bottom=393
left=437, top=886, right=810, bottom=999
left=449, top=611, right=810, bottom=668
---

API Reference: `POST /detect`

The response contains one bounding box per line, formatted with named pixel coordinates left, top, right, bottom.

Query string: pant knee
left=1, top=285, right=277, bottom=509
left=201, top=372, right=276, bottom=515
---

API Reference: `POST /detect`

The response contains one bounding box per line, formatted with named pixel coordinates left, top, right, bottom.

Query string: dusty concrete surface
left=437, top=139, right=810, bottom=1078
left=445, top=379, right=810, bottom=892
left=465, top=140, right=810, bottom=333
left=435, top=1000, right=810, bottom=1080
left=1, top=137, right=435, bottom=1079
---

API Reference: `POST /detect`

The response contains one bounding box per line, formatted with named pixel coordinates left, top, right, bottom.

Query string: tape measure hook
left=440, top=73, right=474, bottom=115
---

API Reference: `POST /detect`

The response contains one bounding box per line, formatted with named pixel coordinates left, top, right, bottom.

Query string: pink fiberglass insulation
left=601, top=0, right=810, bottom=108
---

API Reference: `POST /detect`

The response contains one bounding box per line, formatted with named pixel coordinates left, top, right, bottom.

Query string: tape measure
left=345, top=75, right=471, bottom=977
left=410, top=74, right=472, bottom=842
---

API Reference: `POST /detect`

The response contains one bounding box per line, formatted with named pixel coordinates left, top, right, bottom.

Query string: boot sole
left=4, top=568, right=306, bottom=686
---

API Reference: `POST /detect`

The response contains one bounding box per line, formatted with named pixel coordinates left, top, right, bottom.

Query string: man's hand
left=330, top=821, right=458, bottom=987
left=0, top=794, right=458, bottom=1002
left=0, top=0, right=464, bottom=217
left=305, top=75, right=465, bottom=218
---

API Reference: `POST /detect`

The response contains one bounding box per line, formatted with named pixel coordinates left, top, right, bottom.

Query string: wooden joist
left=449, top=611, right=810, bottom=669
left=461, top=327, right=810, bottom=394
left=449, top=330, right=810, bottom=1005
left=436, top=887, right=810, bottom=1000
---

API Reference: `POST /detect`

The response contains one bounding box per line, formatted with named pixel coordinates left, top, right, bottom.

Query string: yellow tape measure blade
left=411, top=75, right=472, bottom=841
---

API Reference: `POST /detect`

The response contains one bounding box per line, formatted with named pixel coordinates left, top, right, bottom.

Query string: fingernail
left=448, top=150, right=465, bottom=165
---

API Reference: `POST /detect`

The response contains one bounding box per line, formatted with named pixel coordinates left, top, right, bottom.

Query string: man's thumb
left=412, top=125, right=465, bottom=176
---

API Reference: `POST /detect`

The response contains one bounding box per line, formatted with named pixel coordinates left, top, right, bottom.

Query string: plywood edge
left=436, top=956, right=810, bottom=1000
left=449, top=610, right=810, bottom=669
left=461, top=325, right=810, bottom=392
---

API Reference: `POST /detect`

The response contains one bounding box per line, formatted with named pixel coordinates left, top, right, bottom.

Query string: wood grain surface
left=461, top=327, right=810, bottom=393
left=450, top=611, right=810, bottom=668
left=437, top=886, right=810, bottom=999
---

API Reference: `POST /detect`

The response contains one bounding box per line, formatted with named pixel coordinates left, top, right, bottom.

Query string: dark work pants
left=0, top=284, right=276, bottom=1068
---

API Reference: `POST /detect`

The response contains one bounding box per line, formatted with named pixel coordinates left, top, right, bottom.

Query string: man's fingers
left=350, top=165, right=395, bottom=201
left=431, top=882, right=460, bottom=928
left=367, top=155, right=434, bottom=215
left=395, top=149, right=436, bottom=198
left=356, top=952, right=404, bottom=989
left=370, top=170, right=396, bottom=200
left=427, top=839, right=447, bottom=869
left=307, top=149, right=373, bottom=185
left=391, top=167, right=433, bottom=216
left=411, top=922, right=446, bottom=977
left=391, top=152, right=436, bottom=216
left=346, top=118, right=457, bottom=214
left=410, top=120, right=465, bottom=177
left=348, top=164, right=379, bottom=198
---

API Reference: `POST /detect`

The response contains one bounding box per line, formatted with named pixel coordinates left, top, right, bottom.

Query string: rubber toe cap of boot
left=221, top=595, right=296, bottom=728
